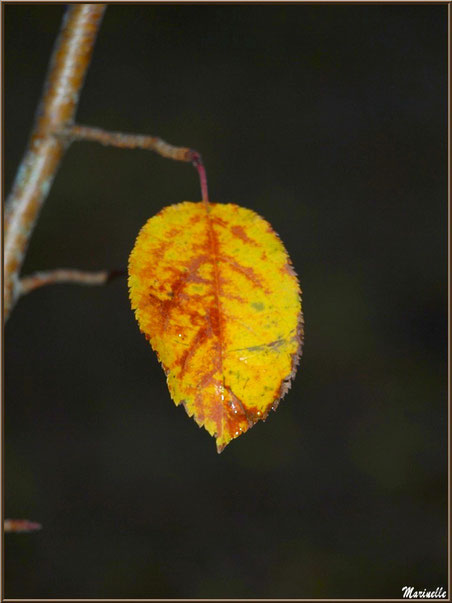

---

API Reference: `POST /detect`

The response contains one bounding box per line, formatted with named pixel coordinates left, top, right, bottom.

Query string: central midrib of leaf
left=204, top=205, right=225, bottom=397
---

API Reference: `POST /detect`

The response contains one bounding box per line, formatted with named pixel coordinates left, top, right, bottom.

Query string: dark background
left=4, top=3, right=448, bottom=599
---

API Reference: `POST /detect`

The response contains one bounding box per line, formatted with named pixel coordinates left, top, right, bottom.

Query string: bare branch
left=63, top=124, right=210, bottom=204
left=3, top=4, right=211, bottom=321
left=4, top=4, right=212, bottom=533
left=4, top=4, right=106, bottom=320
left=17, top=268, right=125, bottom=298
left=63, top=124, right=195, bottom=162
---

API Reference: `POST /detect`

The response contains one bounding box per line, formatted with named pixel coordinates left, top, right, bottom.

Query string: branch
left=4, top=4, right=210, bottom=320
left=63, top=124, right=194, bottom=161
left=62, top=124, right=210, bottom=203
left=17, top=268, right=125, bottom=298
left=4, top=4, right=106, bottom=320
left=4, top=4, right=212, bottom=536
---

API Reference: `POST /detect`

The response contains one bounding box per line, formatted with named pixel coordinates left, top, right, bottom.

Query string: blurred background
left=4, top=4, right=448, bottom=599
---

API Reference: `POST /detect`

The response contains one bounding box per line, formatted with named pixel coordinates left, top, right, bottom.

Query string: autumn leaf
left=128, top=201, right=303, bottom=452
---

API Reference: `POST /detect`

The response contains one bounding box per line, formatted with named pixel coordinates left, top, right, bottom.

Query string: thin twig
left=63, top=124, right=194, bottom=162
left=4, top=4, right=106, bottom=320
left=62, top=124, right=210, bottom=202
left=17, top=268, right=125, bottom=298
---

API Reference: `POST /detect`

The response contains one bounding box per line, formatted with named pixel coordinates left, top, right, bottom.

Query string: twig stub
left=4, top=519, right=42, bottom=533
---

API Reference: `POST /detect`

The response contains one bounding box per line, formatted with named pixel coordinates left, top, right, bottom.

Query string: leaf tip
left=216, top=442, right=226, bottom=454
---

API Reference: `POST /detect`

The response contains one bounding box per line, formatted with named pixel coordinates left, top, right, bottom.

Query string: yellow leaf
left=128, top=201, right=303, bottom=452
